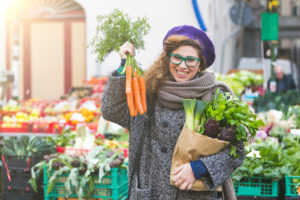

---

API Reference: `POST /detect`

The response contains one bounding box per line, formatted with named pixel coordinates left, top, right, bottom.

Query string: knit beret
left=163, top=25, right=215, bottom=67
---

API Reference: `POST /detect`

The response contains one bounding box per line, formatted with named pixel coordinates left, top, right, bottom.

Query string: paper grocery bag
left=170, top=124, right=229, bottom=191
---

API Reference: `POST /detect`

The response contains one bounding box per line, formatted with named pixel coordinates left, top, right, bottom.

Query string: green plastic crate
left=233, top=177, right=278, bottom=197
left=285, top=176, right=300, bottom=197
left=43, top=167, right=128, bottom=200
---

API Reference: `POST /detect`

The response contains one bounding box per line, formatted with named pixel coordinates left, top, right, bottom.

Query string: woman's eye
left=174, top=55, right=182, bottom=60
left=187, top=58, right=196, bottom=62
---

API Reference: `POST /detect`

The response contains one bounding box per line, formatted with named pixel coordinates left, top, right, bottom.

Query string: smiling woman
left=169, top=45, right=201, bottom=82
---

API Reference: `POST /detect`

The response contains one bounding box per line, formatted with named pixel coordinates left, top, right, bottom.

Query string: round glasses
left=169, top=53, right=200, bottom=68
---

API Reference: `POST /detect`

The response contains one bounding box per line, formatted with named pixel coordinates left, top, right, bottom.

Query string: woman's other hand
left=119, top=41, right=135, bottom=59
left=172, top=163, right=196, bottom=190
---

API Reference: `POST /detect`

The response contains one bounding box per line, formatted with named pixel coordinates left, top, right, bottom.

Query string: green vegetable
left=89, top=8, right=151, bottom=62
left=182, top=89, right=264, bottom=157
left=194, top=100, right=207, bottom=131
left=47, top=127, right=76, bottom=147
left=30, top=146, right=128, bottom=200
left=232, top=133, right=300, bottom=181
left=253, top=90, right=300, bottom=113
left=183, top=99, right=197, bottom=131
left=0, top=136, right=55, bottom=158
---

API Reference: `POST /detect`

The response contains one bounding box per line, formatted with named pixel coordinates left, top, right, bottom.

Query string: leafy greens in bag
left=183, top=90, right=264, bottom=157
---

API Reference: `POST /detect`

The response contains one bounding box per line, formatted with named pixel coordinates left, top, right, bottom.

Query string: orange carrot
left=125, top=65, right=133, bottom=95
left=132, top=92, right=138, bottom=117
left=138, top=76, right=147, bottom=112
left=132, top=74, right=144, bottom=115
left=127, top=93, right=136, bottom=117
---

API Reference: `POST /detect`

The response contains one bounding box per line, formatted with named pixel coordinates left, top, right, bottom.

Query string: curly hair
left=144, top=35, right=206, bottom=94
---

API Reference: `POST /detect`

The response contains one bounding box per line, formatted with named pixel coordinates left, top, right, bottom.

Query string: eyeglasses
left=169, top=53, right=200, bottom=68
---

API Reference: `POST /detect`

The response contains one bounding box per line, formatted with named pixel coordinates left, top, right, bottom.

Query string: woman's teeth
left=177, top=71, right=187, bottom=75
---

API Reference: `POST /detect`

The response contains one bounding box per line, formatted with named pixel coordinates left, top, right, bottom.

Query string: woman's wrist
left=116, top=59, right=127, bottom=76
left=190, top=160, right=208, bottom=179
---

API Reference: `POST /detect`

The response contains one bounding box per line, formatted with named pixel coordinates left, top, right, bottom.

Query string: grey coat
left=101, top=72, right=245, bottom=200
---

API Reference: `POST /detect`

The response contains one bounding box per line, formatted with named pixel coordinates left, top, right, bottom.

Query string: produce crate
left=285, top=176, right=300, bottom=198
left=237, top=196, right=278, bottom=200
left=0, top=122, right=28, bottom=132
left=43, top=167, right=128, bottom=200
left=1, top=155, right=42, bottom=191
left=1, top=155, right=39, bottom=169
left=1, top=167, right=32, bottom=187
left=233, top=177, right=279, bottom=197
left=1, top=187, right=43, bottom=200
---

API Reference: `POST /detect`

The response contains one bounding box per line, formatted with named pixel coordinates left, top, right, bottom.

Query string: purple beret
left=163, top=25, right=215, bottom=67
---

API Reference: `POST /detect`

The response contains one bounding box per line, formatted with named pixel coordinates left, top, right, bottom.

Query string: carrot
left=127, top=93, right=136, bottom=117
left=138, top=76, right=147, bottom=112
left=132, top=93, right=138, bottom=117
left=132, top=73, right=144, bottom=115
left=125, top=65, right=133, bottom=95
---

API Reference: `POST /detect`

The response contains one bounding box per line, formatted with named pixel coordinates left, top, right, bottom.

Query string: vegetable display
left=253, top=89, right=300, bottom=113
left=30, top=146, right=127, bottom=200
left=183, top=90, right=264, bottom=157
left=0, top=136, right=55, bottom=158
left=232, top=129, right=300, bottom=182
left=216, top=70, right=264, bottom=97
left=89, top=9, right=151, bottom=117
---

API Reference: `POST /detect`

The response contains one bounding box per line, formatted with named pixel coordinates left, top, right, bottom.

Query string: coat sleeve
left=100, top=70, right=130, bottom=129
left=199, top=142, right=245, bottom=190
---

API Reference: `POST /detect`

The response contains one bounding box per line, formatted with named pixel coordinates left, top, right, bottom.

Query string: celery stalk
left=194, top=100, right=207, bottom=132
left=183, top=99, right=197, bottom=131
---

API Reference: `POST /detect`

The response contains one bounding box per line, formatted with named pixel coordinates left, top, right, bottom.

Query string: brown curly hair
left=144, top=35, right=207, bottom=95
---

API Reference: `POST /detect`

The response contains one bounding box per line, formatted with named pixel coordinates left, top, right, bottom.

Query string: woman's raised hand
left=119, top=41, right=135, bottom=59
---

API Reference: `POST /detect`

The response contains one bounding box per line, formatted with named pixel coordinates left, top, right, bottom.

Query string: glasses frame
left=169, top=53, right=200, bottom=68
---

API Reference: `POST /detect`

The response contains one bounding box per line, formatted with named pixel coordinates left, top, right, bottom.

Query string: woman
left=101, top=25, right=245, bottom=200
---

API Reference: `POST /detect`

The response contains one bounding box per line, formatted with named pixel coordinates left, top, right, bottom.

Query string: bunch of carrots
left=121, top=55, right=147, bottom=117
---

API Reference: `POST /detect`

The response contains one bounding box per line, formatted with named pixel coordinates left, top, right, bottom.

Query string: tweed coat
left=101, top=71, right=245, bottom=200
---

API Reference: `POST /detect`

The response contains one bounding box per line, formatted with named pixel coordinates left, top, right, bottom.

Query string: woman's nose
left=178, top=61, right=188, bottom=69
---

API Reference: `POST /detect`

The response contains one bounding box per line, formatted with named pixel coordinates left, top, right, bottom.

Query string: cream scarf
left=157, top=71, right=233, bottom=110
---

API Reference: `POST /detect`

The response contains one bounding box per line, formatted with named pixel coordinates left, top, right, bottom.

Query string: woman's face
left=169, top=45, right=201, bottom=82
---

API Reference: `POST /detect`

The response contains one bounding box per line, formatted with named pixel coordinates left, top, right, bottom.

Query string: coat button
left=162, top=121, right=169, bottom=128
left=161, top=146, right=167, bottom=153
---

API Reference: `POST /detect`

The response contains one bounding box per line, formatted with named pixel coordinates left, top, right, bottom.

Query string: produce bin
left=285, top=176, right=300, bottom=198
left=43, top=167, right=128, bottom=200
left=233, top=177, right=279, bottom=197
left=0, top=122, right=28, bottom=132
left=1, top=187, right=43, bottom=200
left=0, top=155, right=43, bottom=200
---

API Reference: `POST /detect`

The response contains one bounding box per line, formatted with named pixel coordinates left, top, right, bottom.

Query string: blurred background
left=0, top=0, right=299, bottom=101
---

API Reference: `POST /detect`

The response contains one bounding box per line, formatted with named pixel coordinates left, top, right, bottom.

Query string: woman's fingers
left=172, top=164, right=196, bottom=191
left=172, top=166, right=182, bottom=175
left=119, top=42, right=135, bottom=58
left=174, top=177, right=184, bottom=187
left=187, top=183, right=193, bottom=190
left=179, top=182, right=189, bottom=190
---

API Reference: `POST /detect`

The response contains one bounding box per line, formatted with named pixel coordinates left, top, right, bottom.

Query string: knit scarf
left=157, top=71, right=233, bottom=110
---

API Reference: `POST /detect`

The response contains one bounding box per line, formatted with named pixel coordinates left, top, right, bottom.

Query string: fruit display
left=0, top=98, right=101, bottom=134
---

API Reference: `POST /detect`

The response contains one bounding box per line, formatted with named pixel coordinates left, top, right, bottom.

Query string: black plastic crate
left=1, top=167, right=32, bottom=188
left=1, top=155, right=43, bottom=193
left=1, top=187, right=43, bottom=200
left=1, top=155, right=40, bottom=169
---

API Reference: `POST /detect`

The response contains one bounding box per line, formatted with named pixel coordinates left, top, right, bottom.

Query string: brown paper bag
left=170, top=124, right=229, bottom=191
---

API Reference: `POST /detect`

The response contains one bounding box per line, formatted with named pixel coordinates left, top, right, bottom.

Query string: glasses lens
left=185, top=57, right=198, bottom=67
left=170, top=54, right=182, bottom=65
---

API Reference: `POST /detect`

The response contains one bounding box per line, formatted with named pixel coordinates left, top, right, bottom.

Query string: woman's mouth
left=176, top=70, right=189, bottom=78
